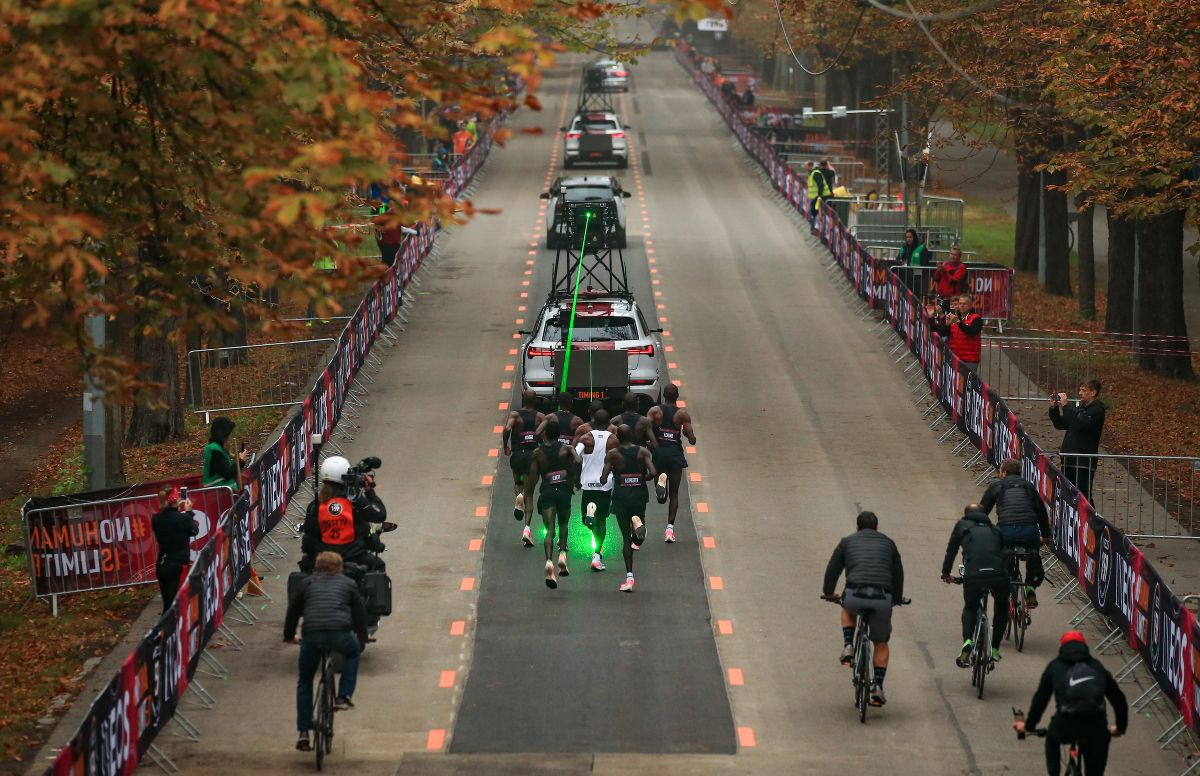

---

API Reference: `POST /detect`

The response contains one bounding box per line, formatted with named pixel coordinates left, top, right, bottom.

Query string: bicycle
left=823, top=594, right=911, bottom=723
left=952, top=573, right=994, bottom=699
left=313, top=648, right=336, bottom=770
left=1014, top=707, right=1083, bottom=776
left=1006, top=546, right=1036, bottom=652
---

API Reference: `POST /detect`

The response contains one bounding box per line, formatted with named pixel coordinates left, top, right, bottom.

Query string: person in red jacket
left=933, top=246, right=968, bottom=301
left=937, top=294, right=984, bottom=374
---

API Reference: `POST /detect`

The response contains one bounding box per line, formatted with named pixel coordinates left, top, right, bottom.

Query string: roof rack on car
left=577, top=64, right=617, bottom=114
left=547, top=199, right=630, bottom=299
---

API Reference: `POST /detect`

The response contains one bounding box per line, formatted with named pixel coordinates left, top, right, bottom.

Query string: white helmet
left=319, top=456, right=351, bottom=484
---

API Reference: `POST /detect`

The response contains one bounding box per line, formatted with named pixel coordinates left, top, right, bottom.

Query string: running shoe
left=664, top=525, right=676, bottom=543
left=655, top=473, right=668, bottom=504
left=583, top=501, right=597, bottom=530
left=335, top=695, right=355, bottom=710
left=990, top=647, right=1002, bottom=663
left=631, top=515, right=647, bottom=546
left=558, top=552, right=570, bottom=577
left=514, top=493, right=524, bottom=521
left=840, top=643, right=854, bottom=666
left=869, top=684, right=886, bottom=707
left=591, top=554, right=606, bottom=572
left=521, top=526, right=534, bottom=547
left=955, top=640, right=972, bottom=669
left=545, top=561, right=558, bottom=589
left=1026, top=589, right=1039, bottom=609
left=296, top=732, right=312, bottom=751
left=619, top=575, right=636, bottom=593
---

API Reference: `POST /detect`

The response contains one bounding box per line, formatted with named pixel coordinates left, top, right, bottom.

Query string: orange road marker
left=460, top=577, right=475, bottom=591
left=469, top=539, right=483, bottom=551
left=426, top=729, right=446, bottom=750
left=439, top=670, right=457, bottom=688
left=450, top=620, right=466, bottom=636
left=717, top=620, right=733, bottom=635
left=709, top=576, right=724, bottom=590
left=728, top=668, right=745, bottom=686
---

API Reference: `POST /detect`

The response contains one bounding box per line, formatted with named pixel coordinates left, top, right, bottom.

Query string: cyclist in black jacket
left=941, top=504, right=1009, bottom=667
left=822, top=511, right=904, bottom=707
left=981, top=458, right=1051, bottom=608
left=1014, top=630, right=1126, bottom=776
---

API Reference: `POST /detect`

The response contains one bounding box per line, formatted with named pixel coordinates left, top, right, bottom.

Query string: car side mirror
left=650, top=328, right=664, bottom=333
left=622, top=191, right=632, bottom=198
left=560, top=126, right=567, bottom=132
left=518, top=330, right=531, bottom=336
left=539, top=192, right=550, bottom=199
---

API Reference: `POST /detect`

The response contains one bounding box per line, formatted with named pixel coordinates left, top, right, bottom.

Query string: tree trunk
left=1075, top=193, right=1095, bottom=319
left=1105, top=212, right=1136, bottom=333
left=1135, top=210, right=1194, bottom=380
left=103, top=399, right=126, bottom=486
left=126, top=314, right=186, bottom=445
left=1014, top=169, right=1040, bottom=272
left=1042, top=168, right=1072, bottom=296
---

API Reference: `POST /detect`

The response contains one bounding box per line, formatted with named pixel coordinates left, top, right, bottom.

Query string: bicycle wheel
left=323, top=661, right=336, bottom=755
left=314, top=660, right=327, bottom=771
left=857, top=635, right=872, bottom=724
left=973, top=610, right=989, bottom=699
left=1013, top=587, right=1028, bottom=652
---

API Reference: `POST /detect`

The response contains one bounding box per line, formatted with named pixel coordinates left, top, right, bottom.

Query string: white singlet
left=577, top=430, right=613, bottom=492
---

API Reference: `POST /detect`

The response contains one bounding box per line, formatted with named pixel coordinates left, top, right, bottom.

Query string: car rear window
left=576, top=120, right=618, bottom=132
left=542, top=316, right=638, bottom=342
left=563, top=187, right=614, bottom=202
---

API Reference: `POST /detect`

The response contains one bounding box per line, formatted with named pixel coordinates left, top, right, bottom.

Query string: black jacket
left=1026, top=642, right=1127, bottom=739
left=1049, top=400, right=1105, bottom=456
left=823, top=529, right=904, bottom=603
left=152, top=507, right=198, bottom=565
left=981, top=475, right=1051, bottom=536
left=941, top=510, right=1008, bottom=581
left=284, top=572, right=368, bottom=643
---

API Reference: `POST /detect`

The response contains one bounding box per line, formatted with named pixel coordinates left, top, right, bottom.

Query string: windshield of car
left=574, top=119, right=618, bottom=132
left=563, top=187, right=614, bottom=202
left=542, top=315, right=638, bottom=342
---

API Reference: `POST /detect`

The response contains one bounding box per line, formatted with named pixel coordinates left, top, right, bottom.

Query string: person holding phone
left=203, top=416, right=250, bottom=490
left=152, top=487, right=198, bottom=612
left=1049, top=380, right=1105, bottom=500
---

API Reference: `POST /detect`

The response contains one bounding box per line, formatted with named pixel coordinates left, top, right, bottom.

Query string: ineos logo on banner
left=1097, top=526, right=1113, bottom=608
left=1150, top=580, right=1163, bottom=671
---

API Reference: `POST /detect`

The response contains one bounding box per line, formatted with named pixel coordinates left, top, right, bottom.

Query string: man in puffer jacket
left=981, top=458, right=1051, bottom=607
left=1015, top=630, right=1126, bottom=776
left=941, top=504, right=1009, bottom=667
left=822, top=511, right=905, bottom=707
left=285, top=552, right=368, bottom=752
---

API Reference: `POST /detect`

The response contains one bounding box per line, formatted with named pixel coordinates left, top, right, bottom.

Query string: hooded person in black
left=941, top=504, right=1010, bottom=666
left=1017, top=630, right=1126, bottom=775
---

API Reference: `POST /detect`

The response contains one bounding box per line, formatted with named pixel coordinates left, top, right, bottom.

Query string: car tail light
left=614, top=70, right=627, bottom=77
left=611, top=131, right=625, bottom=138
left=528, top=347, right=555, bottom=359
left=528, top=380, right=554, bottom=387
left=566, top=132, right=581, bottom=140
left=626, top=344, right=654, bottom=356
left=630, top=378, right=655, bottom=386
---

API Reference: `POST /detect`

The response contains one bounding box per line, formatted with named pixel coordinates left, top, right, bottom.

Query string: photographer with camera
left=152, top=487, right=198, bottom=613
left=934, top=294, right=983, bottom=375
left=1050, top=380, right=1105, bottom=500
left=302, top=456, right=387, bottom=572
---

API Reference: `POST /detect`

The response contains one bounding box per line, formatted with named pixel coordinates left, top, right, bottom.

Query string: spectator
left=452, top=121, right=474, bottom=156
left=432, top=142, right=450, bottom=172
left=819, top=159, right=837, bottom=192
left=203, top=416, right=249, bottom=489
left=720, top=78, right=736, bottom=102
left=1049, top=380, right=1105, bottom=500
left=807, top=161, right=830, bottom=230
left=897, top=228, right=931, bottom=267
left=741, top=87, right=755, bottom=107
left=152, top=487, right=198, bottom=613
left=933, top=245, right=969, bottom=300
left=936, top=294, right=983, bottom=374
left=466, top=115, right=479, bottom=144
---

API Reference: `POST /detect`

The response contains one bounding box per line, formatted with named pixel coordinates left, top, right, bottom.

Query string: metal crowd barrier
left=186, top=338, right=336, bottom=422
left=1067, top=453, right=1200, bottom=538
left=917, top=195, right=964, bottom=244
left=980, top=335, right=1094, bottom=402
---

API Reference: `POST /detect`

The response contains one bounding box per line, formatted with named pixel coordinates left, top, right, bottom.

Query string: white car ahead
left=564, top=112, right=629, bottom=169
left=540, top=175, right=631, bottom=250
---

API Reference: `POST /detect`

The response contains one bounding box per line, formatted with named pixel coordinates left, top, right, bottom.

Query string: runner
left=616, top=392, right=657, bottom=449
left=524, top=419, right=581, bottom=589
left=538, top=392, right=583, bottom=444
left=576, top=408, right=618, bottom=571
left=601, top=424, right=655, bottom=592
left=503, top=390, right=545, bottom=546
left=647, top=384, right=696, bottom=543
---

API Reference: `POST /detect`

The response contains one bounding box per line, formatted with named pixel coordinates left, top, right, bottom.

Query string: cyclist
left=539, top=392, right=583, bottom=443
left=647, top=384, right=696, bottom=543
left=601, top=424, right=654, bottom=592
left=524, top=419, right=581, bottom=588
left=981, top=458, right=1051, bottom=608
left=284, top=551, right=368, bottom=752
left=940, top=503, right=1009, bottom=667
left=576, top=408, right=618, bottom=571
left=504, top=390, right=545, bottom=545
left=1014, top=630, right=1127, bottom=775
left=821, top=511, right=905, bottom=707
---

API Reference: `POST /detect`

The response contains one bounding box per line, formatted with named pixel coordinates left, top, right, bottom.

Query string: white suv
left=520, top=293, right=663, bottom=412
left=540, top=175, right=631, bottom=249
left=564, top=112, right=629, bottom=169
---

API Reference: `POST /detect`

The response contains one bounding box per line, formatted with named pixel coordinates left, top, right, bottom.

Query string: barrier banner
left=676, top=42, right=1200, bottom=741
left=22, top=487, right=234, bottom=598
left=891, top=264, right=1013, bottom=321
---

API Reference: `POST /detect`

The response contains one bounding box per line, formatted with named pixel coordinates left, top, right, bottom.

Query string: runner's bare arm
left=638, top=418, right=657, bottom=449
left=640, top=447, right=657, bottom=481
left=503, top=410, right=521, bottom=455
left=678, top=409, right=696, bottom=445
left=601, top=447, right=622, bottom=486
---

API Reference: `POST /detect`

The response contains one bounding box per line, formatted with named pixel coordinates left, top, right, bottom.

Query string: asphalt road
left=105, top=35, right=1182, bottom=776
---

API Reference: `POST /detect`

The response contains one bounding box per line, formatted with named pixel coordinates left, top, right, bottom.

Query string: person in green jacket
left=204, top=416, right=249, bottom=490
left=307, top=251, right=337, bottom=324
left=898, top=228, right=931, bottom=267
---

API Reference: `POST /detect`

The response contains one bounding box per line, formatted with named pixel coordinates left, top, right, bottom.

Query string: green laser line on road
left=558, top=211, right=593, bottom=393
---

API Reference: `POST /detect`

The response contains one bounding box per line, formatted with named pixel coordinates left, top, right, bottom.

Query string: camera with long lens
left=342, top=456, right=381, bottom=498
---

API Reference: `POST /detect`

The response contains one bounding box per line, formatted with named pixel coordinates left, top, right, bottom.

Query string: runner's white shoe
left=521, top=526, right=534, bottom=547
left=655, top=473, right=668, bottom=504
left=591, top=554, right=605, bottom=571
left=664, top=525, right=676, bottom=543
left=619, top=574, right=636, bottom=593
left=514, top=493, right=524, bottom=521
left=558, top=551, right=570, bottom=577
left=545, top=561, right=558, bottom=589
left=631, top=515, right=647, bottom=546
left=584, top=500, right=597, bottom=529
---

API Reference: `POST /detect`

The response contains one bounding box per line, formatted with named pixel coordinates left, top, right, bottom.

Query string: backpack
left=1061, top=661, right=1106, bottom=716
